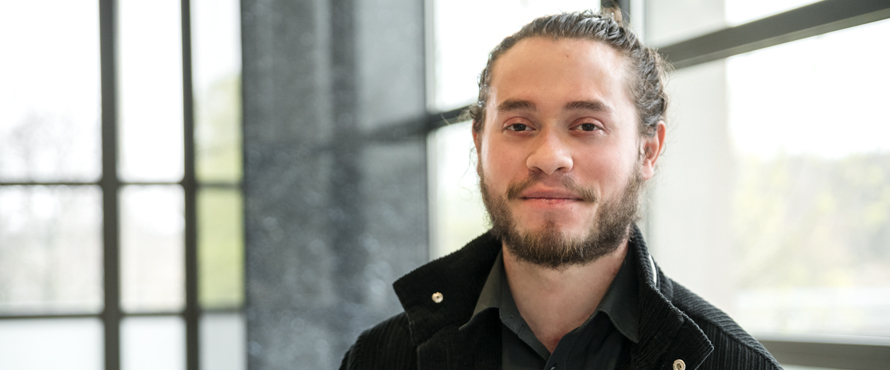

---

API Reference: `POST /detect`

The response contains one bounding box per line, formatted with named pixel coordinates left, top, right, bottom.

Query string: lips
left=518, top=189, right=584, bottom=201
left=505, top=174, right=597, bottom=202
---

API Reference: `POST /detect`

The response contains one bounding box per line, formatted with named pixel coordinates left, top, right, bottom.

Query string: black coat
left=340, top=227, right=782, bottom=370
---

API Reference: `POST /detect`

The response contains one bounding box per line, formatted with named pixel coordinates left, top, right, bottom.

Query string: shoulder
left=670, top=281, right=782, bottom=370
left=339, top=313, right=417, bottom=370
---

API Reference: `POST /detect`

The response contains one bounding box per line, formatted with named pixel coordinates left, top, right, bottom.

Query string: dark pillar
left=241, top=0, right=428, bottom=368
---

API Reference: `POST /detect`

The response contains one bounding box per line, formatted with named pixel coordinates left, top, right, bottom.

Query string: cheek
left=581, top=152, right=621, bottom=177
left=479, top=143, right=523, bottom=187
left=478, top=147, right=505, bottom=180
left=577, top=146, right=637, bottom=190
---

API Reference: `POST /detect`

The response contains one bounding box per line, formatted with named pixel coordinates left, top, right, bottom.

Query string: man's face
left=473, top=37, right=664, bottom=268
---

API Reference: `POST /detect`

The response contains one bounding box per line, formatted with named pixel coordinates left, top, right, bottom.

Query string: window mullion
left=181, top=1, right=200, bottom=370
left=99, top=1, right=121, bottom=370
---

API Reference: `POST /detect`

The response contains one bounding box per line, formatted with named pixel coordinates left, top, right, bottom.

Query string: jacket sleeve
left=339, top=342, right=358, bottom=370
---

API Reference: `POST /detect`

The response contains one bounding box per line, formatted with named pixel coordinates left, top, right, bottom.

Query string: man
left=341, top=10, right=780, bottom=370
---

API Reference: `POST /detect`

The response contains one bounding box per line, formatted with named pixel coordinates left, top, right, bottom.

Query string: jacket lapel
left=626, top=227, right=714, bottom=370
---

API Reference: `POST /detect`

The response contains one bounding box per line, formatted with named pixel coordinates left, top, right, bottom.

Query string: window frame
left=0, top=1, right=243, bottom=370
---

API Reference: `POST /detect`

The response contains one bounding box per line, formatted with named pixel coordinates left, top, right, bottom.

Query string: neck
left=503, top=236, right=629, bottom=353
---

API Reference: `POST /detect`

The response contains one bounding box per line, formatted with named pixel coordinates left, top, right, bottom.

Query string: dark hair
left=467, top=9, right=669, bottom=137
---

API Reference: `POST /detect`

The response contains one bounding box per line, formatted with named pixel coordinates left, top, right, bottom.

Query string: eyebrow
left=497, top=99, right=536, bottom=112
left=564, top=100, right=611, bottom=113
left=496, top=99, right=612, bottom=113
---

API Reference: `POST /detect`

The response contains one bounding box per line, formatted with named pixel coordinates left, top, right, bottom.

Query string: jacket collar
left=393, top=232, right=501, bottom=344
left=624, top=227, right=715, bottom=369
left=393, top=226, right=714, bottom=368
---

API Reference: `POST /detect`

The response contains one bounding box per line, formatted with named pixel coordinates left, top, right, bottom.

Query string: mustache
left=505, top=173, right=597, bottom=203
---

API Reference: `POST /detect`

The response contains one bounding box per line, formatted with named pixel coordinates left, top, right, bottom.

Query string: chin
left=518, top=216, right=594, bottom=237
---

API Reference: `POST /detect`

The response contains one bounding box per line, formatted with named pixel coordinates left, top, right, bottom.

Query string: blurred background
left=0, top=0, right=888, bottom=369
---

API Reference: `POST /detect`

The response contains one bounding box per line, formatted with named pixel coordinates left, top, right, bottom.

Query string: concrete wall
left=241, top=0, right=428, bottom=367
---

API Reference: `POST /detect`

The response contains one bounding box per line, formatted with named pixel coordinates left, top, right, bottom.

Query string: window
left=0, top=1, right=244, bottom=369
left=650, top=1, right=890, bottom=364
left=726, top=20, right=890, bottom=338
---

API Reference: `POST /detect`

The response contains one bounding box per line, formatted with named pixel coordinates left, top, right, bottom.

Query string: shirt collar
left=461, top=247, right=641, bottom=344
left=461, top=251, right=505, bottom=330
left=598, top=246, right=641, bottom=343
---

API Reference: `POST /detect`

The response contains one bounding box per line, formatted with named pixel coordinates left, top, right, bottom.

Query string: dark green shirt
left=461, top=250, right=640, bottom=370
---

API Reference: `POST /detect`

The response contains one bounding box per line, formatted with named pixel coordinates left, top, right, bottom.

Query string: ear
left=639, top=121, right=666, bottom=180
left=472, top=122, right=482, bottom=155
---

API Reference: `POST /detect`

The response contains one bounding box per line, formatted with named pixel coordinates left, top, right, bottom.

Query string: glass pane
left=192, top=0, right=243, bottom=183
left=0, top=318, right=103, bottom=370
left=431, top=0, right=599, bottom=111
left=121, top=185, right=184, bottom=312
left=726, top=0, right=822, bottom=26
left=0, top=1, right=100, bottom=181
left=117, top=0, right=184, bottom=182
left=200, top=313, right=246, bottom=370
left=650, top=18, right=890, bottom=340
left=429, top=121, right=488, bottom=259
left=122, top=316, right=185, bottom=370
left=0, top=186, right=102, bottom=314
left=646, top=0, right=725, bottom=47
left=648, top=0, right=824, bottom=47
left=727, top=18, right=890, bottom=338
left=198, top=189, right=243, bottom=308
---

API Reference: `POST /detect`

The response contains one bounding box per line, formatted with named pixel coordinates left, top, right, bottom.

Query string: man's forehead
left=486, top=37, right=634, bottom=110
left=496, top=99, right=613, bottom=114
left=494, top=37, right=627, bottom=77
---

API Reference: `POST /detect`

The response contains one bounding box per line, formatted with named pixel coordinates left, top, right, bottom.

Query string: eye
left=506, top=123, right=529, bottom=132
left=571, top=121, right=604, bottom=133
left=578, top=123, right=599, bottom=131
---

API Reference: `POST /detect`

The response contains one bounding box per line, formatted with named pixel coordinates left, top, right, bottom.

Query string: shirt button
left=673, top=359, right=686, bottom=370
left=431, top=292, right=443, bottom=303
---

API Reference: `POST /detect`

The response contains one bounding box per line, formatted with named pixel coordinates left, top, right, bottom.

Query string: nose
left=526, top=129, right=573, bottom=175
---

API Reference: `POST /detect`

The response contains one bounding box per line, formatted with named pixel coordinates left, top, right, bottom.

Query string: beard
left=479, top=164, right=644, bottom=269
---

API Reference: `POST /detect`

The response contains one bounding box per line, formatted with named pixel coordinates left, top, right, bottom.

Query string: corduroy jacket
left=340, top=227, right=782, bottom=370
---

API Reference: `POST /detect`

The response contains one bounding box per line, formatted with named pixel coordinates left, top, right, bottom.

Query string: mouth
left=518, top=189, right=585, bottom=203
left=506, top=175, right=597, bottom=203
